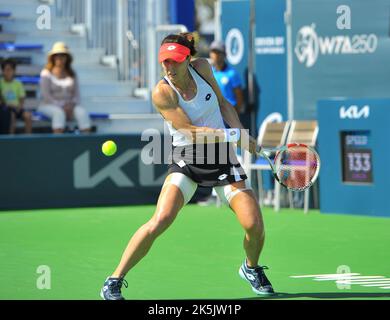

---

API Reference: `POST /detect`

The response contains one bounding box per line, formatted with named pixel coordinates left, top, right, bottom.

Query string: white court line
left=336, top=278, right=390, bottom=284
left=290, top=273, right=390, bottom=289
left=290, top=273, right=359, bottom=278
left=362, top=283, right=390, bottom=287
left=314, top=276, right=385, bottom=281
left=336, top=280, right=390, bottom=285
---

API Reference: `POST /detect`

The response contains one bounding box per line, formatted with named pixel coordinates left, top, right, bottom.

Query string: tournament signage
left=317, top=98, right=390, bottom=217
left=225, top=28, right=245, bottom=66
left=253, top=0, right=287, bottom=127
left=294, top=24, right=377, bottom=68
left=220, top=0, right=288, bottom=129
left=220, top=1, right=250, bottom=86
left=292, top=0, right=390, bottom=120
left=0, top=134, right=168, bottom=210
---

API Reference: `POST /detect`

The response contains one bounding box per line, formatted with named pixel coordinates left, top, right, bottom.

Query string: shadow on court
left=240, top=292, right=390, bottom=299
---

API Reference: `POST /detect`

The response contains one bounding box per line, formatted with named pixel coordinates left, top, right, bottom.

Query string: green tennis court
left=1, top=205, right=389, bottom=300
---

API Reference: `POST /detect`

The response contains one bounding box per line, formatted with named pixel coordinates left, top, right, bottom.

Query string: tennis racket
left=256, top=143, right=320, bottom=191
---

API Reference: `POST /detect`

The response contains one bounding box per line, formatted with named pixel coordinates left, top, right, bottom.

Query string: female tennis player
left=101, top=33, right=274, bottom=300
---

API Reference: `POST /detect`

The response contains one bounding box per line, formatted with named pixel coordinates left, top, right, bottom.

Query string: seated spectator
left=0, top=58, right=32, bottom=134
left=38, top=42, right=91, bottom=133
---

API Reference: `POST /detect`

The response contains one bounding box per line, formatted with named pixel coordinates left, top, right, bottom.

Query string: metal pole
left=117, top=0, right=129, bottom=81
left=123, top=0, right=129, bottom=80
left=286, top=0, right=294, bottom=120
left=147, top=0, right=156, bottom=105
left=117, top=0, right=124, bottom=80
left=248, top=0, right=256, bottom=136
left=85, top=0, right=92, bottom=47
left=214, top=0, right=222, bottom=41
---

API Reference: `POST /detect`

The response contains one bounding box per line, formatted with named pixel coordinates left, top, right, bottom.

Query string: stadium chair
left=31, top=111, right=114, bottom=122
left=15, top=76, right=40, bottom=84
left=22, top=83, right=39, bottom=99
left=27, top=111, right=101, bottom=133
left=0, top=12, right=12, bottom=19
left=0, top=56, right=32, bottom=65
left=0, top=33, right=16, bottom=43
left=0, top=65, right=41, bottom=85
left=0, top=43, right=44, bottom=51
left=243, top=121, right=291, bottom=211
left=14, top=65, right=41, bottom=76
left=285, top=120, right=319, bottom=213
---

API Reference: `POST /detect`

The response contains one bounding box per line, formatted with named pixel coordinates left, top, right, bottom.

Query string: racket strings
left=274, top=145, right=320, bottom=191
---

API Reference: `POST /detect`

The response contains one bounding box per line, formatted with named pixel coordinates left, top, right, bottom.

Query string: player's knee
left=147, top=212, right=175, bottom=236
left=245, top=217, right=264, bottom=238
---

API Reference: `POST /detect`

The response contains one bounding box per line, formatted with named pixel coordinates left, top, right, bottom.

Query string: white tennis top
left=163, top=64, right=226, bottom=147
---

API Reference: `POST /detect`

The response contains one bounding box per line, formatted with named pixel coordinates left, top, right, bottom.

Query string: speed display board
left=317, top=98, right=390, bottom=217
left=341, top=131, right=373, bottom=184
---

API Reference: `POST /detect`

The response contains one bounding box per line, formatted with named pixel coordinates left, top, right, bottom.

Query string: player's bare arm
left=152, top=80, right=226, bottom=144
left=233, top=87, right=245, bottom=113
left=191, top=58, right=259, bottom=154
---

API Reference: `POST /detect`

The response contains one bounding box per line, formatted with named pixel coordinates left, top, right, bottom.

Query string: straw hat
left=48, top=42, right=72, bottom=59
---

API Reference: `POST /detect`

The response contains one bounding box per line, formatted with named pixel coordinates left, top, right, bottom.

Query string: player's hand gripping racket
left=256, top=143, right=320, bottom=191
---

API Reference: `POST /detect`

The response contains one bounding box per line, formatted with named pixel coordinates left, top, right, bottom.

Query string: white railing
left=54, top=0, right=117, bottom=55
left=53, top=0, right=171, bottom=90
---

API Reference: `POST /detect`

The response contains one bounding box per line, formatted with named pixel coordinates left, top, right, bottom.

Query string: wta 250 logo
left=295, top=24, right=378, bottom=67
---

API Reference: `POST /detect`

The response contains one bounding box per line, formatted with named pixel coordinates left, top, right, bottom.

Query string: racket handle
left=255, top=144, right=262, bottom=155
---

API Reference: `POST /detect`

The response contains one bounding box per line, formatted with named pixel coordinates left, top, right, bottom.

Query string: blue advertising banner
left=292, top=0, right=390, bottom=120
left=255, top=0, right=288, bottom=128
left=169, top=0, right=195, bottom=32
left=220, top=0, right=253, bottom=134
left=317, top=98, right=390, bottom=217
left=0, top=134, right=168, bottom=210
left=220, top=0, right=250, bottom=87
left=220, top=0, right=288, bottom=131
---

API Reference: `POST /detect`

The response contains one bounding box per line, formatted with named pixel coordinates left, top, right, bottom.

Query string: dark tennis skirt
left=167, top=142, right=248, bottom=187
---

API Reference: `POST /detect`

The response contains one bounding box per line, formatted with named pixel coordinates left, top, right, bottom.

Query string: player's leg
left=216, top=181, right=265, bottom=266
left=111, top=177, right=187, bottom=278
left=214, top=181, right=274, bottom=295
left=101, top=172, right=197, bottom=300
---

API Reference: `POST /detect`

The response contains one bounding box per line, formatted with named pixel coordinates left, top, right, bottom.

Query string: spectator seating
left=0, top=11, right=11, bottom=19
left=0, top=8, right=156, bottom=134
left=243, top=120, right=319, bottom=212
left=243, top=121, right=291, bottom=211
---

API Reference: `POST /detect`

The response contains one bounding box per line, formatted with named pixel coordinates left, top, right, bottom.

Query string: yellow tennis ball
left=102, top=140, right=117, bottom=156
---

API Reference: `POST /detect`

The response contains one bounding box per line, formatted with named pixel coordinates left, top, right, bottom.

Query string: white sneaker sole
left=238, top=266, right=274, bottom=296
left=100, top=288, right=125, bottom=300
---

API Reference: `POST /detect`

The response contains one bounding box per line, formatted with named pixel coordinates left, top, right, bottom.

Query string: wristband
left=223, top=128, right=241, bottom=143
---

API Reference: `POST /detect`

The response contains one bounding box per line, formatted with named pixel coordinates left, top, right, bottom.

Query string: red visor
left=158, top=43, right=190, bottom=63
